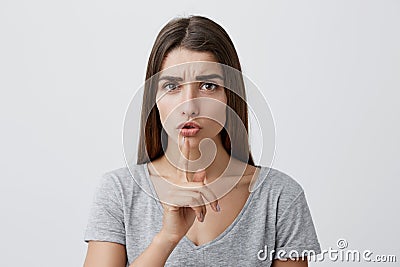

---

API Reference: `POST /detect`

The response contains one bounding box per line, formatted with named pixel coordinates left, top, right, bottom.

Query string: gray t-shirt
left=84, top=163, right=321, bottom=266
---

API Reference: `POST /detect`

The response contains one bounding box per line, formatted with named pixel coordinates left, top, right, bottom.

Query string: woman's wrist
left=154, top=231, right=181, bottom=249
left=129, top=231, right=180, bottom=267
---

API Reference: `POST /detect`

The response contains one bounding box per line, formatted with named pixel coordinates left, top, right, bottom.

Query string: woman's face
left=155, top=47, right=227, bottom=147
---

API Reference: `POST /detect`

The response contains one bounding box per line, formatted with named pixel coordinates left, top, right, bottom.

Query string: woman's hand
left=158, top=137, right=220, bottom=244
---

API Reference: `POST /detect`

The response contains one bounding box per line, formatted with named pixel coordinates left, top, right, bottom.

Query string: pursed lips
left=177, top=121, right=201, bottom=129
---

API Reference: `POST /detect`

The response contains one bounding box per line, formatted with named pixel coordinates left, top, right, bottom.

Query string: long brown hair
left=137, top=15, right=254, bottom=166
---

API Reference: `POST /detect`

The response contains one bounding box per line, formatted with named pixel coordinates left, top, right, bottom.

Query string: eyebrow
left=158, top=74, right=224, bottom=82
left=195, top=74, right=224, bottom=81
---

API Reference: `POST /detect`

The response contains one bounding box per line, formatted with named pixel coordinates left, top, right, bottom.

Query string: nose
left=180, top=83, right=199, bottom=117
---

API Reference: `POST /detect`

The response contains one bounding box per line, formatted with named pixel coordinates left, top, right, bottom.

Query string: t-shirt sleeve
left=83, top=172, right=126, bottom=245
left=274, top=189, right=321, bottom=259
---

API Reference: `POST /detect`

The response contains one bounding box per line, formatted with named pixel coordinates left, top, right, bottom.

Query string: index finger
left=177, top=136, right=190, bottom=182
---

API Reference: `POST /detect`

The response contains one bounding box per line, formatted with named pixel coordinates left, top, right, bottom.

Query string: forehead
left=159, top=48, right=223, bottom=80
left=162, top=47, right=218, bottom=69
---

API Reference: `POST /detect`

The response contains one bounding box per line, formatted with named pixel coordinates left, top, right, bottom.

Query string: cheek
left=210, top=93, right=227, bottom=117
left=200, top=99, right=227, bottom=132
left=156, top=100, right=179, bottom=137
left=208, top=101, right=226, bottom=117
left=156, top=100, right=172, bottom=122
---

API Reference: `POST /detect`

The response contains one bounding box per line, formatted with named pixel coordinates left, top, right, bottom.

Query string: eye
left=200, top=82, right=218, bottom=91
left=163, top=83, right=179, bottom=91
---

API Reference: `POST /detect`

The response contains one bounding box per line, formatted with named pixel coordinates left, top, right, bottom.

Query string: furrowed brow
left=195, top=74, right=224, bottom=81
left=158, top=76, right=184, bottom=82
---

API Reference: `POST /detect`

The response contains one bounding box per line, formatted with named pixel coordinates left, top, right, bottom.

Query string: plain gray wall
left=0, top=0, right=398, bottom=266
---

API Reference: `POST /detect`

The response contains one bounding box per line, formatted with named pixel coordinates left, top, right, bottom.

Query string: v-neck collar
left=142, top=162, right=265, bottom=250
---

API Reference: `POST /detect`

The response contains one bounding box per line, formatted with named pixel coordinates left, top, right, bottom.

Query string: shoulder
left=96, top=163, right=149, bottom=194
left=100, top=166, right=131, bottom=187
left=267, top=167, right=303, bottom=193
left=103, top=166, right=131, bottom=180
left=255, top=166, right=304, bottom=192
left=253, top=166, right=305, bottom=208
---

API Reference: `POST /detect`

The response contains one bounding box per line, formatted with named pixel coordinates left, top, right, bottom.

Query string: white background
left=1, top=0, right=399, bottom=266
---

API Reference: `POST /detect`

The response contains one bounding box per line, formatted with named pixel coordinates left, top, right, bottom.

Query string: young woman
left=83, top=16, right=321, bottom=267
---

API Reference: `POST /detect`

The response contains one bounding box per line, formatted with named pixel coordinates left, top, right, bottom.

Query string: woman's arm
left=129, top=231, right=179, bottom=267
left=272, top=258, right=308, bottom=267
left=83, top=241, right=127, bottom=267
left=83, top=231, right=179, bottom=267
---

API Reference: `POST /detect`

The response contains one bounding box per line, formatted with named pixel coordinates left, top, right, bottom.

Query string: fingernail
left=216, top=203, right=221, bottom=212
left=199, top=211, right=204, bottom=222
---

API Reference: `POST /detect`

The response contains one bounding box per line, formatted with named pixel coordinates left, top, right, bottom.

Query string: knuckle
left=189, top=196, right=197, bottom=204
